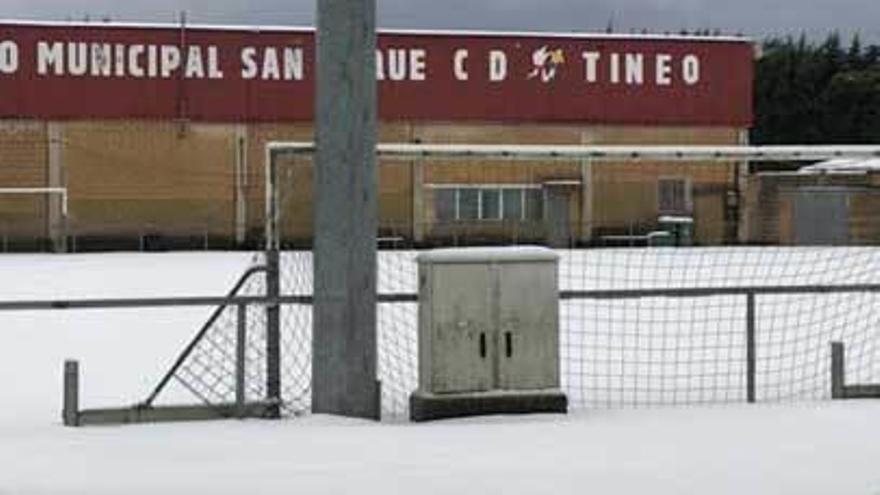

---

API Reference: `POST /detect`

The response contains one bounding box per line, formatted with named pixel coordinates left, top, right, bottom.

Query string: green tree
left=753, top=33, right=880, bottom=144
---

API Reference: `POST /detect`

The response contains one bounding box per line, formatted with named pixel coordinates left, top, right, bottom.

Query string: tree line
left=753, top=33, right=880, bottom=144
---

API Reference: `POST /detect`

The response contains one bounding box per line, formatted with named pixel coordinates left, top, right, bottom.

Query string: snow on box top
left=417, top=246, right=559, bottom=264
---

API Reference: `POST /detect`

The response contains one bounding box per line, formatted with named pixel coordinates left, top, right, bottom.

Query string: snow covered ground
left=1, top=251, right=879, bottom=494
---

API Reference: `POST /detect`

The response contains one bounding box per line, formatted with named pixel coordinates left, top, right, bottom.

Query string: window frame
left=657, top=176, right=693, bottom=215
left=429, top=184, right=542, bottom=222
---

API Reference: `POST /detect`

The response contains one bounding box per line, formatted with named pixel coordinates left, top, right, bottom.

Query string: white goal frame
left=264, top=142, right=880, bottom=248
left=0, top=187, right=69, bottom=217
left=0, top=187, right=69, bottom=251
left=268, top=142, right=880, bottom=163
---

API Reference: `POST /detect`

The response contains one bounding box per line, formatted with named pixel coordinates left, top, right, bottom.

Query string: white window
left=431, top=185, right=542, bottom=221
left=658, top=177, right=692, bottom=214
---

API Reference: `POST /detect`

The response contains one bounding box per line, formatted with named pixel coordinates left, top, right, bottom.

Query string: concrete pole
left=313, top=0, right=380, bottom=419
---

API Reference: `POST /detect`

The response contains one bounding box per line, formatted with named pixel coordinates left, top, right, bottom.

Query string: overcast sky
left=2, top=0, right=878, bottom=43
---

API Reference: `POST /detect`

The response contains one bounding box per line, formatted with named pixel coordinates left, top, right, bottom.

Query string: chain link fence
left=141, top=246, right=880, bottom=420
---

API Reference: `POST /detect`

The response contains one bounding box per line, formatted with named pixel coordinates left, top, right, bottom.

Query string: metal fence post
left=264, top=147, right=282, bottom=419
left=63, top=360, right=79, bottom=426
left=831, top=341, right=846, bottom=399
left=746, top=292, right=756, bottom=403
left=266, top=248, right=281, bottom=418
left=236, top=303, right=247, bottom=417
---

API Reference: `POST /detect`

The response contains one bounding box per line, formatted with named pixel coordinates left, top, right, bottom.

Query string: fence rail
left=3, top=284, right=880, bottom=312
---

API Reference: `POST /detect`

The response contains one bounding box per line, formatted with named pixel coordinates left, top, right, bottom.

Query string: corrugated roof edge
left=0, top=18, right=753, bottom=43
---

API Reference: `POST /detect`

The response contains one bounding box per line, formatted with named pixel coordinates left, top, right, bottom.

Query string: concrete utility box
left=410, top=247, right=568, bottom=421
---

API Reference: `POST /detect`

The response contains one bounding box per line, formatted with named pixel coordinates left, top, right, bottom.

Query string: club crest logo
left=527, top=46, right=565, bottom=83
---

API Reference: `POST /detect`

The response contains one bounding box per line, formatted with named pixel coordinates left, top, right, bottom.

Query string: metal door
left=496, top=262, right=560, bottom=390
left=793, top=188, right=849, bottom=245
left=428, top=264, right=494, bottom=393
left=545, top=188, right=571, bottom=248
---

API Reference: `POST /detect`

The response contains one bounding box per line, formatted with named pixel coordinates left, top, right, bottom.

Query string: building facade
left=0, top=21, right=754, bottom=250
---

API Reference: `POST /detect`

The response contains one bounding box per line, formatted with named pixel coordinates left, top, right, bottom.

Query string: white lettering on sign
left=410, top=49, right=426, bottom=81
left=656, top=54, right=672, bottom=85
left=283, top=47, right=303, bottom=80
left=0, top=41, right=18, bottom=74
left=147, top=45, right=158, bottom=78
left=489, top=50, right=507, bottom=82
left=377, top=48, right=428, bottom=81
left=609, top=53, right=621, bottom=84
left=387, top=49, right=406, bottom=81
left=581, top=51, right=600, bottom=82
left=90, top=44, right=112, bottom=77
left=453, top=49, right=468, bottom=81
left=17, top=38, right=708, bottom=89
left=260, top=47, right=280, bottom=80
left=185, top=46, right=205, bottom=79
left=129, top=44, right=145, bottom=78
left=625, top=53, right=644, bottom=85
left=580, top=50, right=702, bottom=86
left=68, top=43, right=87, bottom=76
left=114, top=44, right=126, bottom=77
left=375, top=49, right=384, bottom=80
left=242, top=46, right=302, bottom=81
left=31, top=40, right=230, bottom=80
left=683, top=54, right=700, bottom=85
left=37, top=41, right=64, bottom=75
left=241, top=47, right=258, bottom=79
left=160, top=45, right=181, bottom=78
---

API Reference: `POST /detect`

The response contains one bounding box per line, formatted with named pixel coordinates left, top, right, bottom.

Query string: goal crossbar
left=267, top=142, right=880, bottom=163
left=0, top=187, right=68, bottom=216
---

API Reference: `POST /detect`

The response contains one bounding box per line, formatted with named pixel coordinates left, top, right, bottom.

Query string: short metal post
left=264, top=147, right=282, bottom=418
left=236, top=304, right=247, bottom=417
left=63, top=360, right=79, bottom=427
left=265, top=248, right=281, bottom=418
left=831, top=342, right=846, bottom=399
left=746, top=292, right=756, bottom=404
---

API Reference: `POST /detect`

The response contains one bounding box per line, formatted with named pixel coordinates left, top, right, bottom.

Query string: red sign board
left=0, top=22, right=754, bottom=126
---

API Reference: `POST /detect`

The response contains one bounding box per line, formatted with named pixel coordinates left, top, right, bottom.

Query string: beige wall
left=0, top=121, right=48, bottom=240
left=62, top=120, right=237, bottom=239
left=0, top=118, right=745, bottom=247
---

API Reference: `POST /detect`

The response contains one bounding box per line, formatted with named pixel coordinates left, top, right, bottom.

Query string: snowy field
left=1, top=251, right=880, bottom=494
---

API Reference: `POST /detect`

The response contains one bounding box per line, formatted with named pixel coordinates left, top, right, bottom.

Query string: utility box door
left=793, top=188, right=849, bottom=245
left=421, top=263, right=494, bottom=394
left=497, top=261, right=560, bottom=390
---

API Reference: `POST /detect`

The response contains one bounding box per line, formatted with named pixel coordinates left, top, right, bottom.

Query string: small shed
left=744, top=159, right=880, bottom=245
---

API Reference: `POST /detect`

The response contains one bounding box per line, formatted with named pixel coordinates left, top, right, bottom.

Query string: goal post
left=0, top=186, right=68, bottom=252
left=265, top=142, right=880, bottom=248
left=262, top=141, right=880, bottom=416
left=266, top=142, right=880, bottom=164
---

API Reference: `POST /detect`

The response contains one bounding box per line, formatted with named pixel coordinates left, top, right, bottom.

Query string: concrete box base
left=410, top=389, right=568, bottom=422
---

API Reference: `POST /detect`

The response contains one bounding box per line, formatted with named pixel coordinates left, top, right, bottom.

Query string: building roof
left=799, top=158, right=880, bottom=174
left=0, top=18, right=753, bottom=44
